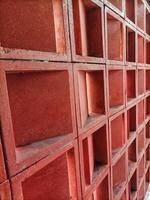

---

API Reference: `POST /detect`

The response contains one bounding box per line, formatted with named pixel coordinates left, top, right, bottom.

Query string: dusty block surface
left=107, top=66, right=125, bottom=116
left=68, top=0, right=105, bottom=63
left=11, top=140, right=81, bottom=200
left=0, top=0, right=71, bottom=61
left=74, top=63, right=107, bottom=135
left=79, top=121, right=109, bottom=195
left=0, top=61, right=77, bottom=176
left=105, top=8, right=125, bottom=64
left=0, top=181, right=11, bottom=200
left=109, top=111, right=126, bottom=162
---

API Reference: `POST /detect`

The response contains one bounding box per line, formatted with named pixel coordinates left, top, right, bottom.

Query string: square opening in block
left=146, top=8, right=150, bottom=35
left=82, top=125, right=108, bottom=187
left=138, top=69, right=145, bottom=96
left=127, top=106, right=136, bottom=140
left=146, top=121, right=150, bottom=139
left=6, top=70, right=73, bottom=162
left=138, top=100, right=145, bottom=126
left=138, top=129, right=145, bottom=156
left=146, top=168, right=150, bottom=191
left=0, top=0, right=66, bottom=54
left=110, top=113, right=125, bottom=158
left=126, top=27, right=136, bottom=62
left=72, top=0, right=103, bottom=58
left=146, top=96, right=150, bottom=118
left=78, top=70, right=105, bottom=128
left=128, top=139, right=137, bottom=174
left=146, top=41, right=150, bottom=64
left=107, top=0, right=122, bottom=11
left=129, top=171, right=137, bottom=199
left=146, top=145, right=150, bottom=165
left=137, top=0, right=145, bottom=31
left=108, top=69, right=124, bottom=113
left=126, top=0, right=135, bottom=23
left=21, top=148, right=78, bottom=200
left=112, top=153, right=126, bottom=198
left=128, top=170, right=137, bottom=200
left=107, top=13, right=123, bottom=61
left=138, top=156, right=144, bottom=184
left=126, top=70, right=136, bottom=102
left=87, top=174, right=109, bottom=200
left=137, top=35, right=145, bottom=64
left=146, top=70, right=150, bottom=91
left=138, top=179, right=145, bottom=200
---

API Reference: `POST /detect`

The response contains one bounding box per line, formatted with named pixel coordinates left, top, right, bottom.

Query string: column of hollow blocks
left=0, top=0, right=149, bottom=200
left=0, top=1, right=81, bottom=199
left=70, top=0, right=150, bottom=199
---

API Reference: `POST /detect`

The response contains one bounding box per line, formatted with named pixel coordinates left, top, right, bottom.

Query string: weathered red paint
left=126, top=68, right=137, bottom=106
left=0, top=61, right=77, bottom=176
left=105, top=8, right=125, bottom=64
left=111, top=152, right=127, bottom=200
left=107, top=66, right=125, bottom=116
left=128, top=169, right=138, bottom=200
left=83, top=171, right=110, bottom=200
left=74, top=63, right=107, bottom=135
left=0, top=0, right=71, bottom=62
left=0, top=181, right=12, bottom=200
left=127, top=104, right=137, bottom=140
left=68, top=0, right=105, bottom=63
left=109, top=111, right=126, bottom=162
left=125, top=0, right=136, bottom=25
left=78, top=121, right=109, bottom=195
left=11, top=140, right=81, bottom=200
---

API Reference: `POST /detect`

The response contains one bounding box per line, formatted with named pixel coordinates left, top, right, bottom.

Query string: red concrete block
left=146, top=69, right=150, bottom=92
left=125, top=0, right=136, bottom=26
left=104, top=0, right=125, bottom=17
left=109, top=111, right=126, bottom=162
left=146, top=38, right=150, bottom=65
left=79, top=121, right=109, bottom=195
left=137, top=99, right=145, bottom=128
left=146, top=6, right=150, bottom=36
left=107, top=66, right=125, bottom=116
left=127, top=138, right=137, bottom=179
left=126, top=67, right=137, bottom=106
left=0, top=181, right=11, bottom=200
left=0, top=140, right=6, bottom=184
left=145, top=144, right=150, bottom=170
left=137, top=128, right=145, bottom=159
left=125, top=23, right=136, bottom=65
left=111, top=152, right=127, bottom=200
left=0, top=0, right=71, bottom=62
left=11, top=140, right=81, bottom=200
left=127, top=104, right=137, bottom=140
left=105, top=8, right=125, bottom=65
left=137, top=32, right=145, bottom=65
left=138, top=155, right=145, bottom=186
left=145, top=167, right=150, bottom=191
left=138, top=178, right=145, bottom=200
left=145, top=95, right=150, bottom=120
left=68, top=0, right=105, bottom=63
left=128, top=169, right=138, bottom=200
left=137, top=67, right=145, bottom=97
left=146, top=120, right=150, bottom=140
left=83, top=170, right=110, bottom=200
left=74, top=63, right=107, bottom=135
left=136, top=0, right=146, bottom=33
left=0, top=61, right=77, bottom=176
